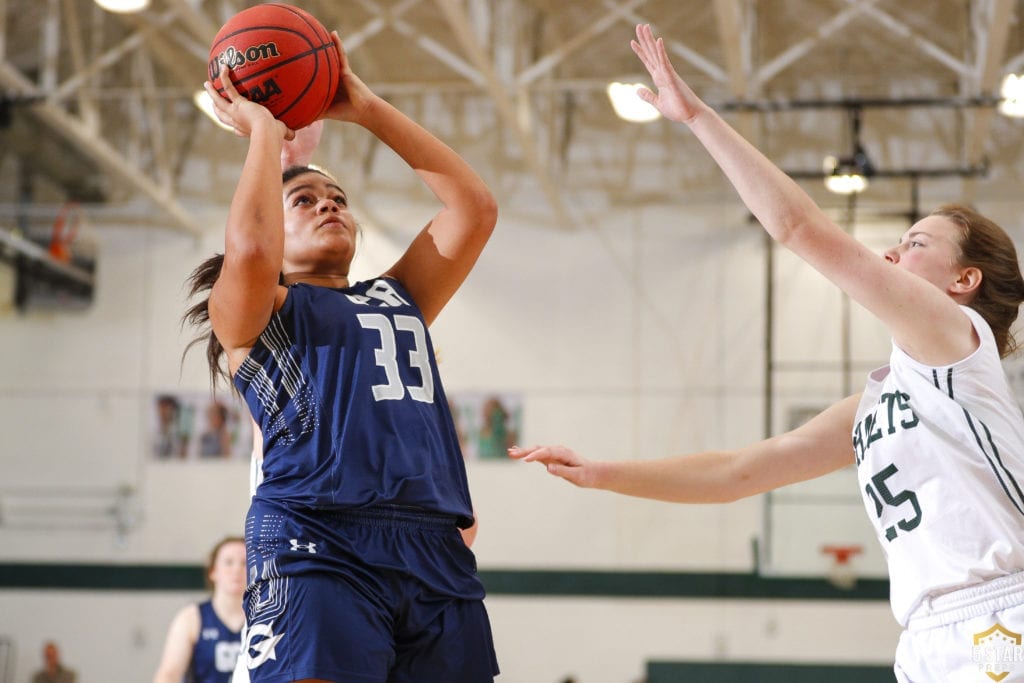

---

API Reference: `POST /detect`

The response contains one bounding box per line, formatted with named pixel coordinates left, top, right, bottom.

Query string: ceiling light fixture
left=93, top=0, right=150, bottom=13
left=606, top=82, right=661, bottom=123
left=193, top=90, right=236, bottom=133
left=999, top=74, right=1024, bottom=118
left=823, top=155, right=869, bottom=195
left=823, top=108, right=874, bottom=195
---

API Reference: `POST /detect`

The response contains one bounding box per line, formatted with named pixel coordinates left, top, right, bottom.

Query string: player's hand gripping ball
left=208, top=3, right=340, bottom=130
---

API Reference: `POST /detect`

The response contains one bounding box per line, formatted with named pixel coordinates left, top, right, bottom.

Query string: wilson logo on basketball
left=208, top=43, right=281, bottom=81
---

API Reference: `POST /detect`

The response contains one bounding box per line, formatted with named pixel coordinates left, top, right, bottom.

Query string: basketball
left=208, top=3, right=340, bottom=130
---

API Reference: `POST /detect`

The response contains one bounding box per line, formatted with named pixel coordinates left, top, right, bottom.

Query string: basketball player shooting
left=189, top=22, right=499, bottom=683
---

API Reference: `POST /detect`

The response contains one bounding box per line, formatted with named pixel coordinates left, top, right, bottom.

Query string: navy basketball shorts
left=241, top=498, right=499, bottom=683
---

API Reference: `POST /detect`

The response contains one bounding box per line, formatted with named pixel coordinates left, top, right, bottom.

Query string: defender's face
left=883, top=215, right=965, bottom=293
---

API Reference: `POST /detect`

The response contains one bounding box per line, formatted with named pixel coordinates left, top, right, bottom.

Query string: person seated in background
left=31, top=641, right=76, bottom=683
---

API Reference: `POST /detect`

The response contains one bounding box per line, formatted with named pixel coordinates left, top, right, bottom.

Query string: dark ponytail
left=182, top=253, right=230, bottom=388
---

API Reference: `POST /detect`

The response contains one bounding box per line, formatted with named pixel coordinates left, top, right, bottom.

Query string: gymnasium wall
left=0, top=195, right=944, bottom=682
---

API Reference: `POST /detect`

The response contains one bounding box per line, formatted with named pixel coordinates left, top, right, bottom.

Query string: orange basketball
left=208, top=3, right=340, bottom=130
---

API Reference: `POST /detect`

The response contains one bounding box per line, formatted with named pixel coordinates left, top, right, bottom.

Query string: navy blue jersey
left=187, top=600, right=241, bottom=683
left=234, top=278, right=474, bottom=526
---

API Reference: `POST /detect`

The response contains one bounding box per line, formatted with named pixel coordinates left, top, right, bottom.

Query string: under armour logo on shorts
left=289, top=538, right=317, bottom=553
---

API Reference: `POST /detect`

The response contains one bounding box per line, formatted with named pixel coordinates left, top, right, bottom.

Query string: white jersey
left=853, top=306, right=1024, bottom=626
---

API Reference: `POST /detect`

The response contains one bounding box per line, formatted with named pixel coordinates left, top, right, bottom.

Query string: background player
left=152, top=537, right=245, bottom=683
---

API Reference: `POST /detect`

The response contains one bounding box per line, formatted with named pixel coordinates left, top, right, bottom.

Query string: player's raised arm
left=320, top=33, right=497, bottom=326
left=630, top=24, right=976, bottom=366
left=203, top=65, right=292, bottom=365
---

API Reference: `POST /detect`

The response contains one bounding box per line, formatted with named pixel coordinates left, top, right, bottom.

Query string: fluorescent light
left=822, top=154, right=868, bottom=195
left=193, top=90, right=236, bottom=133
left=606, top=82, right=661, bottom=123
left=824, top=173, right=868, bottom=195
left=93, top=0, right=149, bottom=13
left=999, top=74, right=1024, bottom=118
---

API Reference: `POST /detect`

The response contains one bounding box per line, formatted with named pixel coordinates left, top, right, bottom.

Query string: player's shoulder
left=170, top=601, right=203, bottom=636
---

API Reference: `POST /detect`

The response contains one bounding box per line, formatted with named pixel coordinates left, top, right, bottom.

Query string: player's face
left=282, top=172, right=357, bottom=273
left=210, top=540, right=247, bottom=597
left=883, top=216, right=966, bottom=294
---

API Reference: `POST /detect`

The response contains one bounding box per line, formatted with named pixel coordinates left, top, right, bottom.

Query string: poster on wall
left=150, top=392, right=252, bottom=461
left=449, top=392, right=522, bottom=461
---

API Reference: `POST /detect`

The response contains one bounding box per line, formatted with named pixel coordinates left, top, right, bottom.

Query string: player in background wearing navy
left=188, top=30, right=498, bottom=683
left=153, top=537, right=246, bottom=683
left=512, top=24, right=1024, bottom=682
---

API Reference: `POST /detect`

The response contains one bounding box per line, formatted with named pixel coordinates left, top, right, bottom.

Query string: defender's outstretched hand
left=508, top=445, right=599, bottom=489
left=630, top=24, right=707, bottom=124
left=281, top=120, right=323, bottom=169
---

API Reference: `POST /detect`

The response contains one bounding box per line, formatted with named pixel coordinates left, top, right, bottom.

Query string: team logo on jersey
left=346, top=279, right=410, bottom=308
left=245, top=622, right=284, bottom=670
left=201, top=627, right=220, bottom=640
left=972, top=622, right=1023, bottom=681
left=215, top=641, right=241, bottom=673
left=851, top=390, right=919, bottom=466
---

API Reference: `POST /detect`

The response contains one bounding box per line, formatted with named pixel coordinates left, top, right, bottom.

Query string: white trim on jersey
left=930, top=366, right=1024, bottom=517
